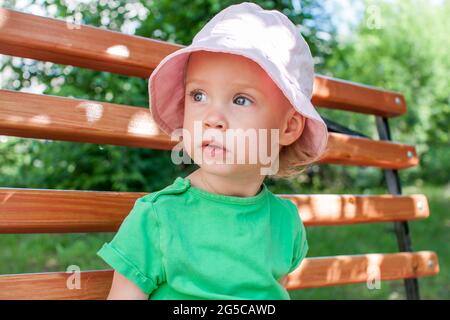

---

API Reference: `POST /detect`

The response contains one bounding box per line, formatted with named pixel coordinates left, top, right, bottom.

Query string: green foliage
left=323, top=0, right=450, bottom=186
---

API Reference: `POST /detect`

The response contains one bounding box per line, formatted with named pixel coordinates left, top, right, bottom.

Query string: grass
left=0, top=184, right=448, bottom=299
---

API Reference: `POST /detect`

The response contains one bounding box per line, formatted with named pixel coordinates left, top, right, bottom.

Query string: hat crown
left=192, top=2, right=315, bottom=98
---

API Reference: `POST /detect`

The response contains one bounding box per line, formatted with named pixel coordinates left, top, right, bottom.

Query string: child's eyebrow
left=185, top=79, right=206, bottom=85
left=186, top=79, right=264, bottom=96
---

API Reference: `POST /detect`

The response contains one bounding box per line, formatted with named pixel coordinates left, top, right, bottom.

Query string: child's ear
left=279, top=109, right=306, bottom=146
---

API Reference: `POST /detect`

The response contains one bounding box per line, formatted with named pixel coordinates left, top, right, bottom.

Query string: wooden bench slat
left=0, top=8, right=407, bottom=117
left=313, top=75, right=406, bottom=116
left=285, top=251, right=440, bottom=290
left=0, top=8, right=179, bottom=78
left=323, top=132, right=418, bottom=169
left=0, top=188, right=429, bottom=233
left=285, top=193, right=429, bottom=226
left=0, top=251, right=439, bottom=299
left=0, top=89, right=418, bottom=169
left=0, top=89, right=173, bottom=150
left=0, top=269, right=112, bottom=300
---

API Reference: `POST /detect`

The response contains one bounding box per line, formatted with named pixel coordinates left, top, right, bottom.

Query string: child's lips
left=201, top=144, right=228, bottom=154
left=202, top=145, right=227, bottom=159
left=200, top=140, right=228, bottom=152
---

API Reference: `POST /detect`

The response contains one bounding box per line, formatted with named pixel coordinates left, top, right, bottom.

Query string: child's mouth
left=201, top=142, right=228, bottom=157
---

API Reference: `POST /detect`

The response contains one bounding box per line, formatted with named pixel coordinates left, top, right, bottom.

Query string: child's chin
left=197, top=161, right=261, bottom=177
left=197, top=162, right=239, bottom=174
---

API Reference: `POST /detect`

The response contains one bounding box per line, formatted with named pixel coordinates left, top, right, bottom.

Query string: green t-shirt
left=97, top=176, right=308, bottom=300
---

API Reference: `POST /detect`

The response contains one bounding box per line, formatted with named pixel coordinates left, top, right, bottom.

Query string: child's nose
left=203, top=110, right=227, bottom=130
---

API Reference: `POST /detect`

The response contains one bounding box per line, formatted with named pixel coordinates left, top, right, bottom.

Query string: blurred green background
left=0, top=0, right=448, bottom=299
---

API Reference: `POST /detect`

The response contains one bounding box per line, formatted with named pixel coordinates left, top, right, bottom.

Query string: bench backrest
left=0, top=8, right=439, bottom=300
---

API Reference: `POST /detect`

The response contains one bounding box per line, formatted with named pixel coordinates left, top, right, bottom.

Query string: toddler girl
left=97, top=1, right=328, bottom=300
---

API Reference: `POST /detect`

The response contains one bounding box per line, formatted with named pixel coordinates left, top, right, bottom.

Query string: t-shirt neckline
left=175, top=176, right=268, bottom=205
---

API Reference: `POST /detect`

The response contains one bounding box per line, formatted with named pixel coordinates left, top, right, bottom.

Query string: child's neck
left=186, top=169, right=265, bottom=197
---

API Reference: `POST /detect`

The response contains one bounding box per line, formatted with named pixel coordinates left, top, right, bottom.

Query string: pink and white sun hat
left=148, top=1, right=329, bottom=165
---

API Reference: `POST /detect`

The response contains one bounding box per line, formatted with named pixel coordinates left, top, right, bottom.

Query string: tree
left=322, top=0, right=450, bottom=186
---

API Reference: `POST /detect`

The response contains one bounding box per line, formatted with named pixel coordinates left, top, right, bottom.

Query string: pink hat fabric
left=148, top=1, right=329, bottom=165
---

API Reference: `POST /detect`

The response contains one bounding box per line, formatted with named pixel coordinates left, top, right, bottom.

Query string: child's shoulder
left=138, top=176, right=189, bottom=205
left=266, top=190, right=297, bottom=214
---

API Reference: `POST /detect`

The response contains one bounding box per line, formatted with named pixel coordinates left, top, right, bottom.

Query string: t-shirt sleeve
left=287, top=202, right=309, bottom=274
left=96, top=197, right=164, bottom=295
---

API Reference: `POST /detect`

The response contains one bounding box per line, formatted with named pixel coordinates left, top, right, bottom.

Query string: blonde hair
left=272, top=143, right=312, bottom=178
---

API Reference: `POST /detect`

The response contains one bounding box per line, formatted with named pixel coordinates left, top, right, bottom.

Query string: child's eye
left=187, top=90, right=253, bottom=106
left=188, top=90, right=206, bottom=102
left=234, top=95, right=253, bottom=107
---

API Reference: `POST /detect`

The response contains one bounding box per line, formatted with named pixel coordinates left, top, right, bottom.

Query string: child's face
left=182, top=50, right=300, bottom=177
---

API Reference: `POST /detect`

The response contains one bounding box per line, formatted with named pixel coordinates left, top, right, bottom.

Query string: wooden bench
left=0, top=8, right=440, bottom=300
